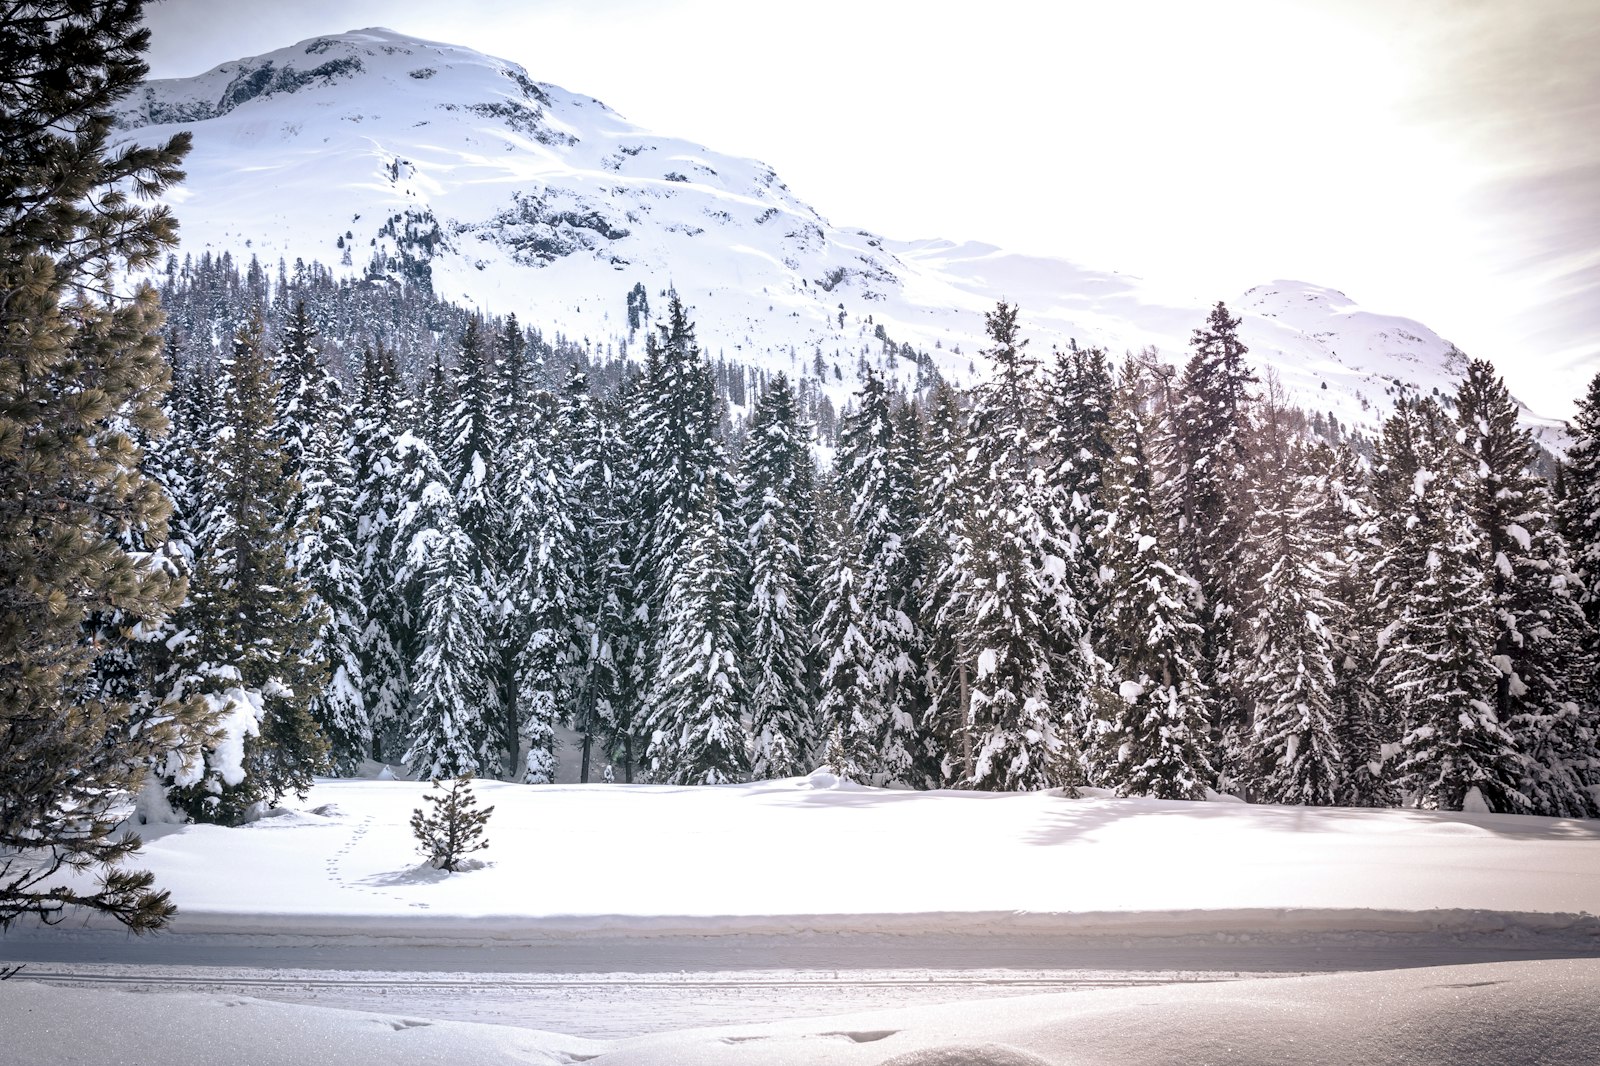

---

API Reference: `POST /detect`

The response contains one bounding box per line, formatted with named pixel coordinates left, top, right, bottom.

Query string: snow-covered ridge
left=116, top=28, right=1561, bottom=441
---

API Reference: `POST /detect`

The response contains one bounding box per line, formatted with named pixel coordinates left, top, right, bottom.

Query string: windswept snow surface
left=31, top=777, right=1600, bottom=937
left=5, top=959, right=1598, bottom=1066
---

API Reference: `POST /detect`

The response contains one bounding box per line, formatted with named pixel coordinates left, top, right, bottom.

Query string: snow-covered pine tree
left=960, top=302, right=1088, bottom=792
left=643, top=483, right=751, bottom=784
left=814, top=370, right=923, bottom=784
left=739, top=374, right=819, bottom=780
left=349, top=342, right=410, bottom=761
left=0, top=0, right=204, bottom=928
left=1170, top=302, right=1257, bottom=789
left=169, top=314, right=328, bottom=823
left=1374, top=398, right=1523, bottom=812
left=397, top=434, right=500, bottom=780
left=1302, top=442, right=1394, bottom=807
left=275, top=303, right=367, bottom=773
left=1043, top=340, right=1116, bottom=624
left=440, top=318, right=511, bottom=770
left=1088, top=359, right=1209, bottom=799
left=630, top=295, right=743, bottom=780
left=1454, top=359, right=1597, bottom=817
left=557, top=369, right=625, bottom=782
left=917, top=381, right=981, bottom=786
left=1238, top=439, right=1343, bottom=806
left=501, top=406, right=579, bottom=784
left=1561, top=369, right=1600, bottom=636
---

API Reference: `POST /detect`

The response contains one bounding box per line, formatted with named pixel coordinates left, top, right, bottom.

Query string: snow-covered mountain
left=115, top=27, right=1561, bottom=439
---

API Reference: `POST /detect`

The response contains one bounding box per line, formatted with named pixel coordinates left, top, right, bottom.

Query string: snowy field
left=4, top=775, right=1599, bottom=1062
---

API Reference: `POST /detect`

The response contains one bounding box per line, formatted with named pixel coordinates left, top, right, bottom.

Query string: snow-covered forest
left=112, top=251, right=1600, bottom=824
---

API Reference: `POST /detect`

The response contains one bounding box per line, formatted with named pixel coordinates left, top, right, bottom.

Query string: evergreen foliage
left=739, top=374, right=818, bottom=779
left=166, top=314, right=327, bottom=823
left=814, top=370, right=923, bottom=784
left=960, top=303, right=1086, bottom=791
left=0, top=0, right=202, bottom=929
left=1089, top=361, right=1209, bottom=799
left=1171, top=302, right=1257, bottom=787
left=410, top=775, right=494, bottom=872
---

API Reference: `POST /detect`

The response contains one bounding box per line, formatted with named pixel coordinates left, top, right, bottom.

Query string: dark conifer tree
left=350, top=342, right=409, bottom=761
left=960, top=303, right=1087, bottom=791
left=275, top=303, right=367, bottom=773
left=1170, top=302, right=1257, bottom=788
left=1089, top=360, right=1209, bottom=799
left=1454, top=359, right=1597, bottom=816
left=1374, top=398, right=1521, bottom=812
left=740, top=374, right=818, bottom=779
left=1561, top=370, right=1600, bottom=636
left=918, top=381, right=980, bottom=785
left=0, top=0, right=202, bottom=929
left=644, top=484, right=751, bottom=784
left=814, top=370, right=922, bottom=783
left=168, top=315, right=327, bottom=823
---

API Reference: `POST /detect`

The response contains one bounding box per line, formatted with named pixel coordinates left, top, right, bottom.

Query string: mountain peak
left=112, top=29, right=1558, bottom=441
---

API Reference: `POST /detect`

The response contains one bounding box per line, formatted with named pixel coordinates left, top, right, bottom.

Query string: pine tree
left=410, top=775, right=494, bottom=872
left=501, top=407, right=579, bottom=784
left=0, top=0, right=201, bottom=929
left=1304, top=443, right=1393, bottom=807
left=1088, top=361, right=1209, bottom=799
left=440, top=319, right=511, bottom=770
left=740, top=374, right=818, bottom=780
left=276, top=303, right=367, bottom=773
left=349, top=342, right=409, bottom=761
left=1375, top=399, right=1522, bottom=812
left=557, top=370, right=625, bottom=782
left=1170, top=302, right=1257, bottom=789
left=1562, top=370, right=1600, bottom=635
left=960, top=303, right=1087, bottom=791
left=814, top=370, right=922, bottom=783
left=1454, top=359, right=1597, bottom=816
left=400, top=448, right=499, bottom=780
left=168, top=314, right=328, bottom=823
left=631, top=295, right=742, bottom=781
left=644, top=484, right=752, bottom=784
left=918, top=381, right=981, bottom=785
left=1239, top=442, right=1342, bottom=805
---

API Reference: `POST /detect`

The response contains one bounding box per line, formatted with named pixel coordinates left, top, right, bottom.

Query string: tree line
left=125, top=287, right=1600, bottom=826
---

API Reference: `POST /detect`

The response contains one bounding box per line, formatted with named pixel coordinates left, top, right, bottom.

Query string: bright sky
left=141, top=0, right=1599, bottom=419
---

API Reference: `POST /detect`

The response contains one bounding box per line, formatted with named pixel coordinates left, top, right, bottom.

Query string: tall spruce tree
left=276, top=303, right=367, bottom=773
left=557, top=370, right=625, bottom=782
left=168, top=314, right=327, bottom=823
left=960, top=303, right=1087, bottom=791
left=1562, top=370, right=1600, bottom=636
left=0, top=0, right=204, bottom=930
left=918, top=381, right=981, bottom=785
left=643, top=484, right=751, bottom=784
left=739, top=374, right=818, bottom=780
left=1088, top=360, right=1209, bottom=799
left=1374, top=398, right=1522, bottom=811
left=1238, top=442, right=1343, bottom=805
left=814, top=370, right=922, bottom=783
left=395, top=433, right=499, bottom=779
left=1454, top=359, right=1597, bottom=816
left=1170, top=302, right=1257, bottom=789
left=631, top=295, right=741, bottom=782
left=349, top=342, right=409, bottom=761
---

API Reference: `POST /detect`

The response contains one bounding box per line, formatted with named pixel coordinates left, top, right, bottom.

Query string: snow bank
left=5, top=959, right=1597, bottom=1066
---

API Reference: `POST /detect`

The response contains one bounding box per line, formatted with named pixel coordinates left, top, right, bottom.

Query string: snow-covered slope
left=115, top=28, right=1560, bottom=439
